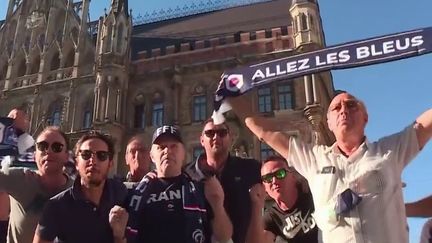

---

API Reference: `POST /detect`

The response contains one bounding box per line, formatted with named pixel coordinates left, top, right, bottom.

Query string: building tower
left=94, top=0, right=132, bottom=171
left=289, top=0, right=334, bottom=145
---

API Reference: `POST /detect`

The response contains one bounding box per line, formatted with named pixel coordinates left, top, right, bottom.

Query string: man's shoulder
left=50, top=187, right=73, bottom=202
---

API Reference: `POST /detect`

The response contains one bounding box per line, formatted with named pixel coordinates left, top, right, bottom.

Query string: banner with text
left=212, top=27, right=432, bottom=123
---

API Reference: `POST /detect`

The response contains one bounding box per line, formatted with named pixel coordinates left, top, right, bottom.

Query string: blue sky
left=1, top=0, right=431, bottom=241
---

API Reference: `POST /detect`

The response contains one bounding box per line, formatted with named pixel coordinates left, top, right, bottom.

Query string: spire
left=111, top=0, right=129, bottom=16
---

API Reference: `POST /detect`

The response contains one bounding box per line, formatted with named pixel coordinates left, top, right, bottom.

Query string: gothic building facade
left=0, top=0, right=335, bottom=175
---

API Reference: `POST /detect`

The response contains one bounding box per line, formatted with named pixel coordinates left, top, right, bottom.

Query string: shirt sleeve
left=36, top=200, right=61, bottom=241
left=0, top=168, right=26, bottom=193
left=377, top=124, right=420, bottom=172
left=286, top=136, right=319, bottom=179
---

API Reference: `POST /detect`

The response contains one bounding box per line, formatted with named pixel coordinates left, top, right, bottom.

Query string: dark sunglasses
left=204, top=129, right=228, bottom=138
left=79, top=150, right=110, bottom=161
left=36, top=141, right=64, bottom=153
left=261, top=168, right=288, bottom=183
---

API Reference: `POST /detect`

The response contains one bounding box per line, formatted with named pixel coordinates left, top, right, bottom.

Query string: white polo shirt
left=287, top=125, right=419, bottom=243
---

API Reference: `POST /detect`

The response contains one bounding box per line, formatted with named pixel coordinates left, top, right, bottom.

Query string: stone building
left=0, top=0, right=335, bottom=175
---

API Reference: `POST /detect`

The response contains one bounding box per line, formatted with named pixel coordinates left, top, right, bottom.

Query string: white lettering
left=315, top=55, right=326, bottom=66
left=147, top=189, right=182, bottom=204
left=356, top=46, right=370, bottom=59
left=382, top=41, right=395, bottom=54
left=276, top=64, right=286, bottom=75
left=251, top=69, right=265, bottom=81
left=370, top=44, right=383, bottom=56
left=411, top=35, right=424, bottom=47
left=338, top=50, right=350, bottom=63
left=265, top=67, right=276, bottom=78
left=298, top=58, right=310, bottom=70
left=286, top=61, right=298, bottom=73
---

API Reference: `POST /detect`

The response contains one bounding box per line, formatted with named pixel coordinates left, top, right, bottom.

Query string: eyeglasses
left=36, top=141, right=64, bottom=153
left=79, top=150, right=110, bottom=161
left=329, top=100, right=359, bottom=112
left=204, top=129, right=228, bottom=138
left=261, top=168, right=288, bottom=183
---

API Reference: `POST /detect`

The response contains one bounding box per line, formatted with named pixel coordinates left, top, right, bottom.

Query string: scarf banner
left=212, top=27, right=432, bottom=124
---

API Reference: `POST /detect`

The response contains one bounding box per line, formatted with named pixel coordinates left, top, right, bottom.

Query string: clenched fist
left=109, top=205, right=128, bottom=240
left=249, top=183, right=266, bottom=208
left=204, top=176, right=225, bottom=207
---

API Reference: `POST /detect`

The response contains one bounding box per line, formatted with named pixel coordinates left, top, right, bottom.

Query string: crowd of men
left=0, top=88, right=431, bottom=243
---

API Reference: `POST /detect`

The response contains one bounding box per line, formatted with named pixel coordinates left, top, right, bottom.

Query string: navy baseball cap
left=152, top=125, right=183, bottom=144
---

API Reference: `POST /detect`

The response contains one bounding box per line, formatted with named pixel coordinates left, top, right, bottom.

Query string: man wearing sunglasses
left=0, top=126, right=72, bottom=243
left=246, top=156, right=318, bottom=243
left=122, top=125, right=232, bottom=243
left=33, top=131, right=128, bottom=243
left=184, top=119, right=261, bottom=243
left=228, top=91, right=432, bottom=243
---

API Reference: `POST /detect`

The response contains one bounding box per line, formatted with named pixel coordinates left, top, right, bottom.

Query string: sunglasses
left=261, top=168, right=288, bottom=183
left=204, top=129, right=228, bottom=138
left=36, top=141, right=65, bottom=153
left=79, top=150, right=110, bottom=161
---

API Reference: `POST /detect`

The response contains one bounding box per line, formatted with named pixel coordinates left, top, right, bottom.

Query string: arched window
left=64, top=49, right=75, bottom=67
left=152, top=102, right=164, bottom=127
left=82, top=110, right=92, bottom=129
left=16, top=58, right=26, bottom=77
left=71, top=28, right=79, bottom=45
left=258, top=87, right=272, bottom=113
left=192, top=95, right=207, bottom=122
left=105, top=24, right=113, bottom=52
left=134, top=104, right=145, bottom=129
left=0, top=64, right=7, bottom=80
left=116, top=24, right=124, bottom=53
left=50, top=52, right=60, bottom=70
left=30, top=55, right=40, bottom=74
left=300, top=13, right=309, bottom=31
left=46, top=101, right=62, bottom=126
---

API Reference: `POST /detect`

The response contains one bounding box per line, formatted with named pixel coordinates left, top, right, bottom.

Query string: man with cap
left=114, top=125, right=233, bottom=243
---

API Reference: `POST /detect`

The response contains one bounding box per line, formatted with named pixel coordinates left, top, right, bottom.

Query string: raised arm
left=405, top=195, right=432, bottom=217
left=227, top=95, right=291, bottom=158
left=245, top=184, right=275, bottom=243
left=415, top=109, right=432, bottom=149
left=204, top=176, right=233, bottom=242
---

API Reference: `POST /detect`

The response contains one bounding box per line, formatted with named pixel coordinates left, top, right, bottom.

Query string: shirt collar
left=71, top=176, right=113, bottom=204
left=325, top=137, right=371, bottom=155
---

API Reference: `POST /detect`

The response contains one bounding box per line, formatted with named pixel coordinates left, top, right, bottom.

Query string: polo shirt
left=0, top=168, right=72, bottom=243
left=184, top=154, right=261, bottom=243
left=37, top=177, right=128, bottom=243
left=287, top=125, right=419, bottom=243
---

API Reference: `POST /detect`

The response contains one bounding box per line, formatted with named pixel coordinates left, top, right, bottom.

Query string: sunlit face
left=150, top=135, right=185, bottom=177
left=327, top=93, right=368, bottom=138
left=35, top=130, right=68, bottom=176
left=261, top=160, right=297, bottom=201
left=76, top=138, right=112, bottom=187
left=200, top=121, right=231, bottom=158
left=125, top=139, right=150, bottom=174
